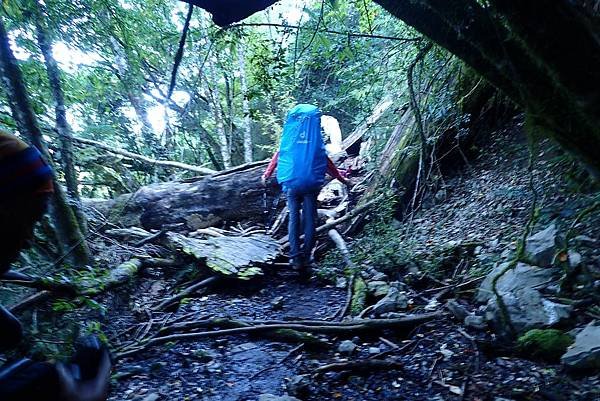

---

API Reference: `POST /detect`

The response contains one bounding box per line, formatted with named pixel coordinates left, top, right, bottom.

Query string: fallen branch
left=153, top=276, right=220, bottom=311
left=315, top=359, right=404, bottom=374
left=115, top=313, right=441, bottom=360
left=69, top=135, right=216, bottom=175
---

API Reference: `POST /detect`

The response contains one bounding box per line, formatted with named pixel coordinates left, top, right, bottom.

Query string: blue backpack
left=276, top=104, right=327, bottom=192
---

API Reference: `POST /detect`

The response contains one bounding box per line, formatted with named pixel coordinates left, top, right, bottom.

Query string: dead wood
left=85, top=163, right=278, bottom=230
left=165, top=232, right=280, bottom=279
left=115, top=313, right=441, bottom=360
left=153, top=276, right=220, bottom=311
left=70, top=134, right=216, bottom=175
left=315, top=359, right=404, bottom=374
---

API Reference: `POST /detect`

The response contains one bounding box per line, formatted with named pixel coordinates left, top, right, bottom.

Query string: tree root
left=115, top=312, right=442, bottom=361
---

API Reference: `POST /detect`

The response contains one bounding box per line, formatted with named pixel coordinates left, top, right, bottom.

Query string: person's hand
left=57, top=350, right=112, bottom=401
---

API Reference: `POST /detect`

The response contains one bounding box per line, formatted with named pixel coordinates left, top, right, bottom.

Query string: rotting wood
left=166, top=232, right=280, bottom=279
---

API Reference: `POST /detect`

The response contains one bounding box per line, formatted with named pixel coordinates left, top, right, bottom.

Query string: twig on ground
left=315, top=359, right=404, bottom=374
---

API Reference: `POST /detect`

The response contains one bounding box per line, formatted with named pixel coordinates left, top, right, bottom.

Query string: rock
left=286, top=375, right=310, bottom=398
left=574, top=235, right=596, bottom=245
left=561, top=321, right=600, bottom=370
left=368, top=346, right=381, bottom=355
left=524, top=224, right=559, bottom=267
left=258, top=395, right=302, bottom=401
left=445, top=300, right=469, bottom=321
left=367, top=280, right=390, bottom=298
left=371, top=287, right=408, bottom=315
left=335, top=277, right=347, bottom=288
left=192, top=349, right=215, bottom=362
left=142, top=394, right=160, bottom=401
left=338, top=340, right=357, bottom=354
left=464, top=314, right=487, bottom=330
left=370, top=271, right=388, bottom=281
left=568, top=250, right=582, bottom=268
left=517, top=329, right=573, bottom=362
left=477, top=262, right=558, bottom=303
left=270, top=296, right=284, bottom=310
left=485, top=287, right=572, bottom=337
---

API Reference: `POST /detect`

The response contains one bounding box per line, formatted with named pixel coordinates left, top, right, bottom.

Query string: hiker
left=0, top=130, right=111, bottom=401
left=261, top=104, right=350, bottom=270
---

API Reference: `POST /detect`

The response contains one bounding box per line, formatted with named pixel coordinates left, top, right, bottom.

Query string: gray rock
left=258, top=395, right=302, bottom=401
left=464, top=314, right=487, bottom=330
left=368, top=346, right=381, bottom=355
left=338, top=340, right=357, bottom=354
left=371, top=287, right=408, bottom=315
left=270, top=296, right=284, bottom=310
left=561, top=321, right=600, bottom=370
left=568, top=250, right=582, bottom=268
left=445, top=300, right=469, bottom=321
left=286, top=375, right=310, bottom=398
left=367, top=280, right=390, bottom=298
left=524, top=224, right=558, bottom=267
left=485, top=287, right=572, bottom=336
left=477, top=262, right=558, bottom=303
left=142, top=394, right=160, bottom=401
left=335, top=277, right=347, bottom=288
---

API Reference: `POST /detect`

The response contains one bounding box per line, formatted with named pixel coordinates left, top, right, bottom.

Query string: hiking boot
left=289, top=257, right=304, bottom=271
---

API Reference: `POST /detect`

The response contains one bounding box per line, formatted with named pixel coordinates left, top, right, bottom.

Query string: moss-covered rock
left=517, top=329, right=574, bottom=362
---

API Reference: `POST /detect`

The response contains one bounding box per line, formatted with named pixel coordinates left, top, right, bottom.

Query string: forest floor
left=101, top=116, right=600, bottom=401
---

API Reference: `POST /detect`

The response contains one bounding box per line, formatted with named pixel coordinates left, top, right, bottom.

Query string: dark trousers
left=286, top=188, right=319, bottom=264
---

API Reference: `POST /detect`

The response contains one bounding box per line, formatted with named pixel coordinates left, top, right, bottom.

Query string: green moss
left=517, top=329, right=574, bottom=362
left=349, top=276, right=367, bottom=316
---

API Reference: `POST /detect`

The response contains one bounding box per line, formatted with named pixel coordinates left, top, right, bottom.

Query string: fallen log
left=84, top=161, right=274, bottom=230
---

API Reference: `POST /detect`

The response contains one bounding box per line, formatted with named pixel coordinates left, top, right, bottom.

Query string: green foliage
left=517, top=329, right=574, bottom=362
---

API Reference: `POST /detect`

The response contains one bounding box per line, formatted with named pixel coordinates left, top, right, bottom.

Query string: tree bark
left=0, top=17, right=90, bottom=266
left=33, top=0, right=88, bottom=234
left=238, top=42, right=253, bottom=163
left=85, top=161, right=273, bottom=230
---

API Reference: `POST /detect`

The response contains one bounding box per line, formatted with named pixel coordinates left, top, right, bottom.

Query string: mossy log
left=2, top=259, right=143, bottom=301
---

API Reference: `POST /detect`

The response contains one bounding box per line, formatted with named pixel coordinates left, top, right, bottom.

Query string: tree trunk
left=108, top=34, right=160, bottom=158
left=0, top=17, right=90, bottom=266
left=207, top=62, right=231, bottom=169
left=238, top=42, right=253, bottom=163
left=372, top=0, right=600, bottom=178
left=33, top=0, right=88, bottom=234
left=85, top=161, right=274, bottom=231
